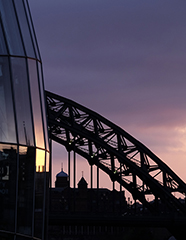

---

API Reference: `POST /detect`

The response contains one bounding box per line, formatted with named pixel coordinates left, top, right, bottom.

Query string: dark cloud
left=29, top=0, right=186, bottom=183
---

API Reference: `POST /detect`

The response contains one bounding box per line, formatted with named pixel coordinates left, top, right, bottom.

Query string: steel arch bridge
left=46, top=90, right=186, bottom=216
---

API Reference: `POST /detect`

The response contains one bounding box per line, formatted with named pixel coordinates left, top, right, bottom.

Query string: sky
left=29, top=0, right=186, bottom=194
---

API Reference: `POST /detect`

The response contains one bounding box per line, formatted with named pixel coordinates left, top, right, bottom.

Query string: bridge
left=46, top=90, right=186, bottom=239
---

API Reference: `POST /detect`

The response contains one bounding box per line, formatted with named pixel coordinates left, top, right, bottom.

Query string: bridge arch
left=46, top=90, right=186, bottom=215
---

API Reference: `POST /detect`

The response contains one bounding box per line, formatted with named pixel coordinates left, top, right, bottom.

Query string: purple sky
left=29, top=0, right=186, bottom=191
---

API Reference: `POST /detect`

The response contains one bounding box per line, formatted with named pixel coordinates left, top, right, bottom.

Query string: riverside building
left=0, top=0, right=49, bottom=239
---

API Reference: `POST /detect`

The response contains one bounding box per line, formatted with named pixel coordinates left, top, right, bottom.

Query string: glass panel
left=34, top=149, right=45, bottom=238
left=0, top=0, right=24, bottom=55
left=16, top=237, right=29, bottom=240
left=46, top=151, right=50, bottom=172
left=0, top=21, right=7, bottom=54
left=46, top=152, right=50, bottom=192
left=0, top=57, right=16, bottom=143
left=17, top=146, right=35, bottom=236
left=24, top=1, right=40, bottom=60
left=0, top=232, right=14, bottom=240
left=36, top=148, right=45, bottom=173
left=0, top=144, right=17, bottom=232
left=38, top=62, right=49, bottom=151
left=14, top=0, right=36, bottom=58
left=11, top=57, right=34, bottom=146
left=28, top=59, right=44, bottom=149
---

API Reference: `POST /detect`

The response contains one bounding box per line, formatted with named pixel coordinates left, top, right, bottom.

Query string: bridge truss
left=46, top=90, right=186, bottom=215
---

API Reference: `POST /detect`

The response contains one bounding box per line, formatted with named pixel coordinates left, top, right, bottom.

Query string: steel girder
left=46, top=90, right=186, bottom=215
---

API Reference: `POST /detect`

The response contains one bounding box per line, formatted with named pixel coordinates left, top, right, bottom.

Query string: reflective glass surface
left=14, top=0, right=36, bottom=58
left=16, top=237, right=28, bottom=240
left=0, top=232, right=14, bottom=240
left=28, top=59, right=44, bottom=149
left=0, top=0, right=24, bottom=55
left=0, top=1, right=49, bottom=239
left=17, top=146, right=35, bottom=236
left=16, top=237, right=32, bottom=240
left=11, top=57, right=34, bottom=146
left=0, top=144, right=17, bottom=232
left=36, top=148, right=45, bottom=173
left=38, top=63, right=49, bottom=151
left=35, top=149, right=45, bottom=238
left=0, top=21, right=7, bottom=54
left=0, top=57, right=16, bottom=143
left=24, top=0, right=40, bottom=60
left=46, top=151, right=50, bottom=172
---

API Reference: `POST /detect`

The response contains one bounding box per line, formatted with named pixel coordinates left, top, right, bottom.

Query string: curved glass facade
left=0, top=0, right=49, bottom=239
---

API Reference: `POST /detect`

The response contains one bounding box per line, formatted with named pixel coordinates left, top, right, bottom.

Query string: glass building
left=0, top=0, right=49, bottom=239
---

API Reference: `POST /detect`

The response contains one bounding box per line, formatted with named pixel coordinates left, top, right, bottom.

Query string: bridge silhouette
left=46, top=90, right=186, bottom=239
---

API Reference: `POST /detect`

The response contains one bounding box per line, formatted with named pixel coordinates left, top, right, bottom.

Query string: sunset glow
left=36, top=148, right=45, bottom=172
left=30, top=0, right=186, bottom=195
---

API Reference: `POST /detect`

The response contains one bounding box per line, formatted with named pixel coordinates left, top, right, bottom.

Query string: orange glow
left=46, top=152, right=50, bottom=172
left=36, top=149, right=45, bottom=172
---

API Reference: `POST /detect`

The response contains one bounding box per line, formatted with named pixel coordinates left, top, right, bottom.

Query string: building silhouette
left=0, top=1, right=49, bottom=239
left=50, top=168, right=127, bottom=214
left=48, top=169, right=127, bottom=240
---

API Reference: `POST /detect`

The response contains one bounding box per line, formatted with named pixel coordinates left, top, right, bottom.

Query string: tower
left=0, top=1, right=49, bottom=239
left=55, top=168, right=69, bottom=188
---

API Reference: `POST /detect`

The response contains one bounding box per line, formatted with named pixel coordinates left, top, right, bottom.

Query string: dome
left=56, top=169, right=68, bottom=178
left=55, top=169, right=69, bottom=188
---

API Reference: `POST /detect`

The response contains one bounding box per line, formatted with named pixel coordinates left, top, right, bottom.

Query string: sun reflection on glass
left=36, top=148, right=45, bottom=172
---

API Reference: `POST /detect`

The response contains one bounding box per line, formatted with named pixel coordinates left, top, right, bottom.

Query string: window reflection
left=28, top=59, right=45, bottom=149
left=35, top=149, right=45, bottom=238
left=11, top=57, right=34, bottom=146
left=23, top=0, right=40, bottom=60
left=0, top=57, right=16, bottom=143
left=0, top=0, right=24, bottom=55
left=36, top=148, right=45, bottom=172
left=0, top=232, right=14, bottom=240
left=46, top=151, right=49, bottom=172
left=17, top=146, right=35, bottom=236
left=0, top=144, right=17, bottom=232
left=14, top=0, right=36, bottom=58
left=38, top=63, right=49, bottom=151
left=0, top=0, right=49, bottom=239
left=0, top=20, right=7, bottom=54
